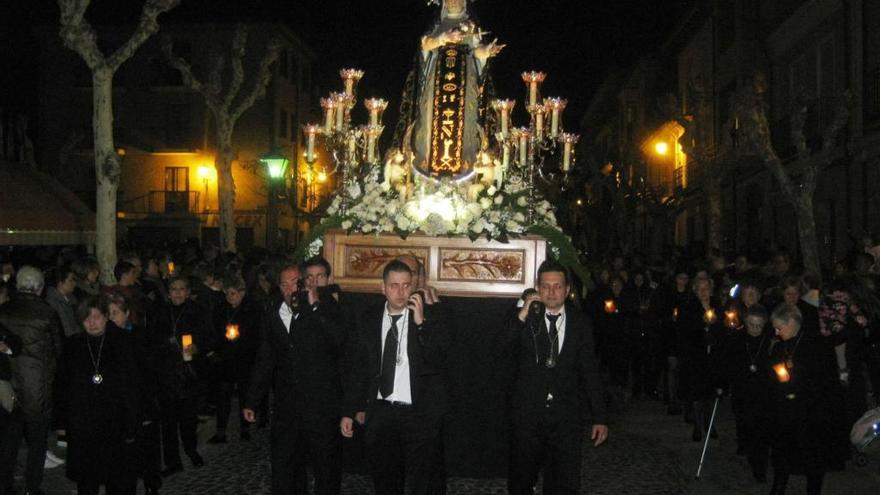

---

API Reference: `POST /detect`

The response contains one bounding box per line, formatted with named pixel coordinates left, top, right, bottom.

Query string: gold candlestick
left=339, top=68, right=364, bottom=97
left=560, top=133, right=579, bottom=172
left=302, top=124, right=321, bottom=163
left=364, top=98, right=388, bottom=126
left=491, top=99, right=516, bottom=139
left=320, top=97, right=337, bottom=133
left=544, top=97, right=567, bottom=138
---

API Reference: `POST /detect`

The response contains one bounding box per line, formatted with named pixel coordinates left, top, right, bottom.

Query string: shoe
left=46, top=451, right=65, bottom=465
left=208, top=434, right=227, bottom=444
left=161, top=464, right=183, bottom=477
left=56, top=433, right=68, bottom=448
left=188, top=453, right=204, bottom=468
left=240, top=431, right=251, bottom=442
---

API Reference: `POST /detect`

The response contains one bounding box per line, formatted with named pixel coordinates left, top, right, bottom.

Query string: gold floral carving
left=439, top=249, right=525, bottom=282
left=346, top=246, right=429, bottom=279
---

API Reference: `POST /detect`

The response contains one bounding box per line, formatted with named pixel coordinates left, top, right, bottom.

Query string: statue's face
left=446, top=0, right=465, bottom=15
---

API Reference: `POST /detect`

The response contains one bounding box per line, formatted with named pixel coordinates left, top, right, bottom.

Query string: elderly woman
left=766, top=304, right=844, bottom=495
left=54, top=297, right=138, bottom=495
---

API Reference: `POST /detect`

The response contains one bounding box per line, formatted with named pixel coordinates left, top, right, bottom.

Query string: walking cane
left=694, top=393, right=722, bottom=480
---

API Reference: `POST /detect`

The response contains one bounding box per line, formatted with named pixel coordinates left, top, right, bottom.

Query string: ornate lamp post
left=259, top=150, right=289, bottom=250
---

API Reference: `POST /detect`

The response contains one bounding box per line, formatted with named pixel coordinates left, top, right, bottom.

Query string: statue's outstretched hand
left=475, top=38, right=505, bottom=59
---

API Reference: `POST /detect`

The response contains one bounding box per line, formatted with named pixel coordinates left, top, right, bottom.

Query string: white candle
left=535, top=107, right=545, bottom=139
left=367, top=137, right=376, bottom=163
left=563, top=140, right=572, bottom=171
left=501, top=111, right=509, bottom=137
left=529, top=83, right=538, bottom=107
left=502, top=144, right=510, bottom=168
left=545, top=98, right=567, bottom=139
left=336, top=103, right=345, bottom=131
left=321, top=98, right=335, bottom=133
left=518, top=129, right=530, bottom=165
left=306, top=132, right=316, bottom=162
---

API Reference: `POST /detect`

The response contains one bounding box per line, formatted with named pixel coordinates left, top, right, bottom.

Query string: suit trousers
left=136, top=421, right=162, bottom=490
left=0, top=411, right=49, bottom=494
left=364, top=402, right=445, bottom=495
left=508, top=408, right=583, bottom=495
left=270, top=414, right=341, bottom=495
left=159, top=394, right=199, bottom=468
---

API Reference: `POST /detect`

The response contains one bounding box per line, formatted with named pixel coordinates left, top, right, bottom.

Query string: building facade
left=580, top=0, right=880, bottom=270
left=37, top=22, right=326, bottom=251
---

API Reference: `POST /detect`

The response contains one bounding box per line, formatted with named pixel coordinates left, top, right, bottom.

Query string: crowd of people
left=0, top=240, right=877, bottom=495
left=585, top=247, right=880, bottom=494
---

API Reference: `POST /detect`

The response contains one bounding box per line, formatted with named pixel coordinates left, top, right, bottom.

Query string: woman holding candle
left=54, top=297, right=139, bottom=495
left=209, top=276, right=261, bottom=444
left=152, top=276, right=211, bottom=475
left=766, top=304, right=844, bottom=495
left=723, top=304, right=773, bottom=482
left=679, top=276, right=728, bottom=442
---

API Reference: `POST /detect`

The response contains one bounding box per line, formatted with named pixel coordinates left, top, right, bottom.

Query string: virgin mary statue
left=392, top=0, right=504, bottom=182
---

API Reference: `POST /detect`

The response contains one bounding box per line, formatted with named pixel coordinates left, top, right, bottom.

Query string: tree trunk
left=706, top=174, right=723, bottom=253
left=93, top=69, right=120, bottom=285
left=216, top=126, right=236, bottom=253
left=795, top=194, right=821, bottom=276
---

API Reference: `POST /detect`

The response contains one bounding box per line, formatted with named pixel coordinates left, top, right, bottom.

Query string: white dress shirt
left=377, top=304, right=412, bottom=404
left=279, top=302, right=296, bottom=332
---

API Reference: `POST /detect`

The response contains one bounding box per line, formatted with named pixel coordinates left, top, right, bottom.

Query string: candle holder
left=181, top=334, right=193, bottom=361
left=703, top=308, right=717, bottom=325
left=724, top=309, right=741, bottom=329
left=521, top=71, right=546, bottom=108
left=603, top=299, right=617, bottom=314
left=773, top=363, right=791, bottom=383
left=225, top=324, right=240, bottom=341
left=339, top=68, right=365, bottom=97
left=364, top=98, right=388, bottom=127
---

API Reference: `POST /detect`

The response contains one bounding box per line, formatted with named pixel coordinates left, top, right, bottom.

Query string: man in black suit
left=340, top=260, right=450, bottom=495
left=505, top=260, right=609, bottom=495
left=243, top=264, right=346, bottom=495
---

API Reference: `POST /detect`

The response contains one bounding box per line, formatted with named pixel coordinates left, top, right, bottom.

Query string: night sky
left=2, top=0, right=690, bottom=135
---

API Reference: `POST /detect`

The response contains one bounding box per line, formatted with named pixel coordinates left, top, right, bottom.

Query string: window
left=164, top=167, right=189, bottom=214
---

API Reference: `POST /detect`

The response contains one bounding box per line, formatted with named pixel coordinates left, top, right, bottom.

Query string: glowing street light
left=654, top=141, right=669, bottom=155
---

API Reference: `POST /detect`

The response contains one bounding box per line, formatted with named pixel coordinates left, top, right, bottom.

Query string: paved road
left=27, top=394, right=880, bottom=494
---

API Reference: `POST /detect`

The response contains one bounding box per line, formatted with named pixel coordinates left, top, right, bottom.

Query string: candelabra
left=303, top=67, right=579, bottom=225
left=491, top=71, right=579, bottom=223
left=304, top=69, right=387, bottom=216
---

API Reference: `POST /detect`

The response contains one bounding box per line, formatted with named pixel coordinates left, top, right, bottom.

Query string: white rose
left=362, top=224, right=374, bottom=233
left=341, top=220, right=353, bottom=230
left=470, top=218, right=486, bottom=233
left=479, top=198, right=492, bottom=210
left=380, top=181, right=391, bottom=192
left=514, top=212, right=526, bottom=223
left=397, top=217, right=411, bottom=231
left=487, top=186, right=497, bottom=196
left=505, top=220, right=521, bottom=232
left=517, top=196, right=528, bottom=207
left=494, top=195, right=503, bottom=205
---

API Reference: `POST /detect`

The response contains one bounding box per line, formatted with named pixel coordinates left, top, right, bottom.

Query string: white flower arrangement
left=316, top=176, right=559, bottom=242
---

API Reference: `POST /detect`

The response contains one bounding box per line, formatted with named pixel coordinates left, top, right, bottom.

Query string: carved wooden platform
left=323, top=229, right=547, bottom=297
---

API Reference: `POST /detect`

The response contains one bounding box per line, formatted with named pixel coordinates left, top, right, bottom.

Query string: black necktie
left=546, top=313, right=560, bottom=364
left=380, top=314, right=402, bottom=399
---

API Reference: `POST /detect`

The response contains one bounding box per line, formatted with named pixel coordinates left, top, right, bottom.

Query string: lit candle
left=533, top=105, right=546, bottom=139
left=225, top=324, right=240, bottom=341
left=561, top=133, right=579, bottom=172
left=364, top=98, right=388, bottom=126
left=181, top=334, right=193, bottom=361
left=521, top=71, right=546, bottom=108
left=167, top=261, right=175, bottom=274
left=363, top=125, right=383, bottom=163
left=517, top=127, right=532, bottom=165
left=724, top=310, right=740, bottom=329
left=320, top=97, right=336, bottom=133
left=491, top=99, right=516, bottom=139
left=545, top=98, right=567, bottom=138
left=703, top=308, right=717, bottom=324
left=501, top=143, right=510, bottom=168
left=604, top=299, right=617, bottom=314
left=333, top=93, right=348, bottom=132
left=339, top=68, right=364, bottom=97
left=673, top=307, right=679, bottom=321
left=773, top=363, right=791, bottom=383
left=303, top=124, right=320, bottom=163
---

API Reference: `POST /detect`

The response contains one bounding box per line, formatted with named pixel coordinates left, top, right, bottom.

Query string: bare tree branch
left=790, top=91, right=810, bottom=162
left=58, top=0, right=105, bottom=69
left=207, top=52, right=226, bottom=100
left=231, top=36, right=282, bottom=123
left=160, top=35, right=224, bottom=111
left=223, top=25, right=249, bottom=110
left=107, top=0, right=180, bottom=69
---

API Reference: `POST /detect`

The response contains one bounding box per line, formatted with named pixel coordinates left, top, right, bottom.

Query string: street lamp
left=654, top=141, right=669, bottom=155
left=259, top=150, right=290, bottom=251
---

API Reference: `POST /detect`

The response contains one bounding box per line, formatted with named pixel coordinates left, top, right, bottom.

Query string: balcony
left=120, top=190, right=201, bottom=216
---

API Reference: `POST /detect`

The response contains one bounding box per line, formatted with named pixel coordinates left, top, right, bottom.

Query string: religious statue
left=392, top=0, right=504, bottom=182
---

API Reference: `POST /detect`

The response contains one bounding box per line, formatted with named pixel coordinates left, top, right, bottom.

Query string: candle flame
left=773, top=363, right=791, bottom=383
left=225, top=324, right=240, bottom=341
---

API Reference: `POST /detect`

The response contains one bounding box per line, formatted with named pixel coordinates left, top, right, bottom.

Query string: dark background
left=3, top=0, right=689, bottom=136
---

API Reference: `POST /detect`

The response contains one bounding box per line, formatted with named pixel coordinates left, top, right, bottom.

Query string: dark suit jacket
left=246, top=297, right=346, bottom=427
left=343, top=303, right=451, bottom=422
left=505, top=305, right=607, bottom=427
